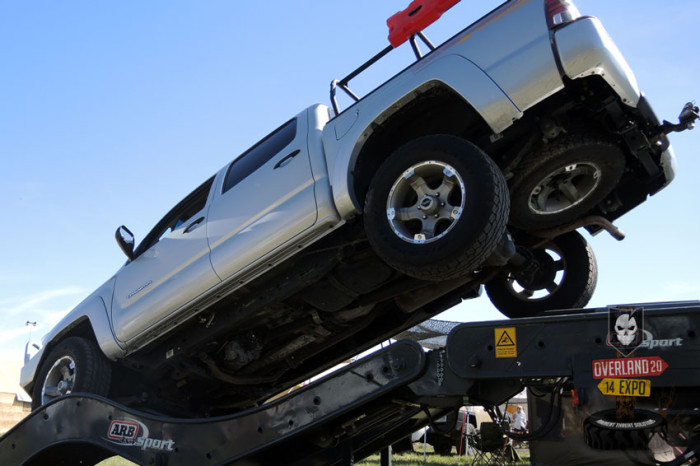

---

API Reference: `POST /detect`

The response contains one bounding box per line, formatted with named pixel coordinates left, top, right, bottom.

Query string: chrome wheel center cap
left=419, top=195, right=438, bottom=214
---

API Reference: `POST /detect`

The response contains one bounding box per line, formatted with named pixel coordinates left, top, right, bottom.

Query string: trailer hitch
left=660, top=101, right=699, bottom=135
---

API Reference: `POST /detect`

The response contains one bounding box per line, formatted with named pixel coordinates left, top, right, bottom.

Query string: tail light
left=545, top=0, right=581, bottom=29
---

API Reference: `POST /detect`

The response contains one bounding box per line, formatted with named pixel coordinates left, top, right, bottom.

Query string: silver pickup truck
left=22, top=0, right=696, bottom=416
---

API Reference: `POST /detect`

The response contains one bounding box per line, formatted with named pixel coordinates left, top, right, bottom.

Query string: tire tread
left=364, top=135, right=509, bottom=281
left=509, top=133, right=625, bottom=230
left=31, top=336, right=111, bottom=410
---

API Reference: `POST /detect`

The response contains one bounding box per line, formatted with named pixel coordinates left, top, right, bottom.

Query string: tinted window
left=134, top=177, right=215, bottom=257
left=222, top=118, right=297, bottom=194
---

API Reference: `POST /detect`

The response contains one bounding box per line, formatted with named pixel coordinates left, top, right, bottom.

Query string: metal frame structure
left=2, top=301, right=700, bottom=465
left=329, top=28, right=437, bottom=115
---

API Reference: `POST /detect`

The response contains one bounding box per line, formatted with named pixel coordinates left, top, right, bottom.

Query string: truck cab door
left=111, top=177, right=221, bottom=343
left=206, top=113, right=318, bottom=282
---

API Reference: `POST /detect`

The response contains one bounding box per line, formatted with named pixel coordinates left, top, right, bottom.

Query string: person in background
left=511, top=405, right=527, bottom=434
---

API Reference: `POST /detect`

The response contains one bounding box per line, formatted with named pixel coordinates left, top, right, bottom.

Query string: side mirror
left=115, top=225, right=136, bottom=261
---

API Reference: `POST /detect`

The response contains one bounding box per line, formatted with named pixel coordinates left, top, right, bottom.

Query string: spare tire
left=485, top=231, right=597, bottom=318
left=584, top=409, right=666, bottom=450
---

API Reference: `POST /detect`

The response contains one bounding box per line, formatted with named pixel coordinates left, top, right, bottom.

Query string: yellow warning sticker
left=495, top=327, right=517, bottom=358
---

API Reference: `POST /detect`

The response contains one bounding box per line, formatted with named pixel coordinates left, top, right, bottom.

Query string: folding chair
left=468, top=422, right=509, bottom=465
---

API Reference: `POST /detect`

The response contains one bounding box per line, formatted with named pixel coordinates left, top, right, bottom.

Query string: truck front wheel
left=364, top=135, right=509, bottom=281
left=31, top=337, right=111, bottom=410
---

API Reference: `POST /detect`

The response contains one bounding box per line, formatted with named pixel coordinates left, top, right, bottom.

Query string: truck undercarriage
left=111, top=223, right=485, bottom=416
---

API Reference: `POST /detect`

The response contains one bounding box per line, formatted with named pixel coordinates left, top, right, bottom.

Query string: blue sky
left=1, top=1, right=699, bottom=365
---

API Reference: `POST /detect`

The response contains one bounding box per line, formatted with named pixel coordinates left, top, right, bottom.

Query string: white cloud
left=0, top=288, right=84, bottom=366
left=0, top=287, right=86, bottom=316
left=0, top=326, right=33, bottom=342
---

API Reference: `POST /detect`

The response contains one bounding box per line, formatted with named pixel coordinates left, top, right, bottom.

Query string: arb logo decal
left=108, top=420, right=140, bottom=441
left=106, top=419, right=175, bottom=452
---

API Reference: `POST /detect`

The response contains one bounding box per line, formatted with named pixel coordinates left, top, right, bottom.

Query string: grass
left=356, top=444, right=530, bottom=466
left=359, top=452, right=474, bottom=466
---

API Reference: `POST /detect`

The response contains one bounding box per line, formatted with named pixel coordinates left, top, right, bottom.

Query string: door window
left=134, top=176, right=215, bottom=257
left=222, top=118, right=297, bottom=194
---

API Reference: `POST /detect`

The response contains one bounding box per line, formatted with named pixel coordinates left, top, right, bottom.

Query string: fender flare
left=324, top=54, right=522, bottom=217
left=20, top=295, right=124, bottom=391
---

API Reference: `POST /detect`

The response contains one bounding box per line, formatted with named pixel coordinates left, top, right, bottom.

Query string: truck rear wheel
left=485, top=231, right=597, bottom=317
left=364, top=135, right=509, bottom=281
left=31, top=337, right=111, bottom=410
left=509, top=134, right=625, bottom=230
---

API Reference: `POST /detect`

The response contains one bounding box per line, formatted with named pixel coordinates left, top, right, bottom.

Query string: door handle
left=274, top=149, right=301, bottom=169
left=184, top=217, right=205, bottom=233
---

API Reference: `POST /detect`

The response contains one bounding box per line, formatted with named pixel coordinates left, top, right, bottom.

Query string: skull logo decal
left=615, top=313, right=638, bottom=345
left=607, top=306, right=644, bottom=356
